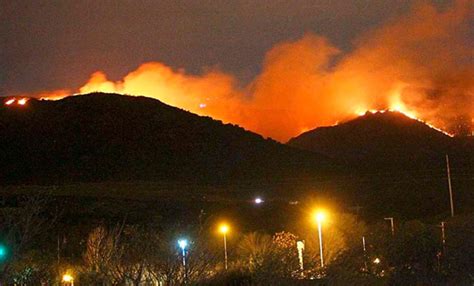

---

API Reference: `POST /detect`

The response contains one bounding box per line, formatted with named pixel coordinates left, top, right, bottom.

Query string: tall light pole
left=178, top=239, right=189, bottom=284
left=219, top=223, right=230, bottom=270
left=297, top=240, right=305, bottom=271
left=384, top=217, right=394, bottom=236
left=446, top=154, right=455, bottom=217
left=362, top=236, right=368, bottom=272
left=440, top=221, right=446, bottom=255
left=313, top=211, right=326, bottom=268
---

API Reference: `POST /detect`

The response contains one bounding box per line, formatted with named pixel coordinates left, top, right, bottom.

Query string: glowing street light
left=373, top=257, right=381, bottom=264
left=178, top=239, right=189, bottom=284
left=219, top=223, right=230, bottom=270
left=315, top=212, right=326, bottom=223
left=62, top=274, right=74, bottom=286
left=313, top=210, right=326, bottom=268
left=0, top=244, right=8, bottom=262
left=254, top=197, right=264, bottom=204
left=178, top=239, right=188, bottom=251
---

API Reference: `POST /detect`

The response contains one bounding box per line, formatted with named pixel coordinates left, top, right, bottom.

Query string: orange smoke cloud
left=78, top=63, right=243, bottom=123
left=42, top=0, right=472, bottom=141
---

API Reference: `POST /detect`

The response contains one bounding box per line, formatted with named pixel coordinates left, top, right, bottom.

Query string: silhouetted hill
left=0, top=93, right=334, bottom=185
left=1, top=96, right=472, bottom=219
left=288, top=111, right=474, bottom=217
left=288, top=111, right=471, bottom=170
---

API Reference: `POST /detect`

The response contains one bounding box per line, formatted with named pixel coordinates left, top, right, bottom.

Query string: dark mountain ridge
left=1, top=94, right=472, bottom=218
left=289, top=111, right=472, bottom=171
left=288, top=111, right=474, bottom=217
left=0, top=93, right=334, bottom=185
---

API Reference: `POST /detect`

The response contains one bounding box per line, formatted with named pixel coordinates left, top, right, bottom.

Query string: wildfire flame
left=354, top=90, right=455, bottom=137
left=353, top=108, right=455, bottom=137
left=4, top=98, right=29, bottom=106
left=17, top=98, right=28, bottom=105
left=20, top=1, right=473, bottom=140
left=354, top=89, right=454, bottom=137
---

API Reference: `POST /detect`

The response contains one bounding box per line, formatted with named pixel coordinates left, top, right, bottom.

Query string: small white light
left=178, top=239, right=188, bottom=250
left=254, top=197, right=263, bottom=204
left=62, top=274, right=73, bottom=282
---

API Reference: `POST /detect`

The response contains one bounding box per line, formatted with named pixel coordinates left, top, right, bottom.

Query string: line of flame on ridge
left=354, top=108, right=454, bottom=137
left=7, top=91, right=456, bottom=138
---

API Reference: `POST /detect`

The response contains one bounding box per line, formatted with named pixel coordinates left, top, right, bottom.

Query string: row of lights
left=57, top=199, right=386, bottom=282
left=60, top=208, right=385, bottom=284
left=14, top=196, right=266, bottom=285
left=177, top=210, right=328, bottom=277
left=48, top=197, right=393, bottom=286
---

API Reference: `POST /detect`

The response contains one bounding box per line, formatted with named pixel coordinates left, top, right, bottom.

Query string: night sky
left=1, top=0, right=421, bottom=95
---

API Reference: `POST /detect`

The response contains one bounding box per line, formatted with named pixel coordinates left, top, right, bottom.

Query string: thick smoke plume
left=41, top=1, right=472, bottom=141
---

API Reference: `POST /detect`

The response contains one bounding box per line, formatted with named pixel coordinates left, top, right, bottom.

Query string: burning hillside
left=12, top=1, right=474, bottom=141
left=287, top=110, right=474, bottom=172
left=3, top=98, right=29, bottom=106
left=0, top=93, right=335, bottom=185
left=354, top=109, right=455, bottom=137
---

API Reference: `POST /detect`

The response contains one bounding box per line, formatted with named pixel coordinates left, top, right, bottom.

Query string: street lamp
left=62, top=274, right=74, bottom=286
left=178, top=239, right=189, bottom=284
left=219, top=223, right=230, bottom=270
left=313, top=210, right=326, bottom=268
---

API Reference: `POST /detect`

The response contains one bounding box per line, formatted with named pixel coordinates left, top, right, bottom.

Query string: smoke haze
left=34, top=1, right=474, bottom=141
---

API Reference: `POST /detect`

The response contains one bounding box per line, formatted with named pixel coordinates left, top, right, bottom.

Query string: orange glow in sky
left=34, top=1, right=472, bottom=141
